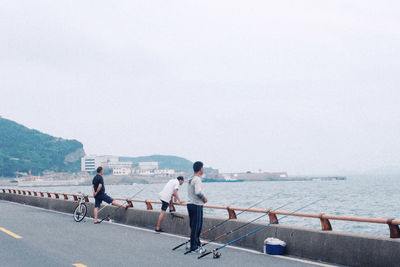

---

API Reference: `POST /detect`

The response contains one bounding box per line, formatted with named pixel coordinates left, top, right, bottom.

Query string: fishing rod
left=98, top=187, right=146, bottom=223
left=172, top=194, right=278, bottom=251
left=184, top=200, right=293, bottom=255
left=198, top=198, right=324, bottom=259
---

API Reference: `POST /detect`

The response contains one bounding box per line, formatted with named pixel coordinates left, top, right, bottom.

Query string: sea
left=12, top=175, right=399, bottom=237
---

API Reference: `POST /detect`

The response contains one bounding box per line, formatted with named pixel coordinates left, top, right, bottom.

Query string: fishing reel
left=212, top=250, right=221, bottom=259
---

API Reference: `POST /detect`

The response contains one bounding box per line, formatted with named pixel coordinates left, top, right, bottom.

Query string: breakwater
left=1, top=191, right=399, bottom=267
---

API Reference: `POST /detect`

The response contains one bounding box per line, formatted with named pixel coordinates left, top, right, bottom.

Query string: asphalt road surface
left=0, top=199, right=341, bottom=267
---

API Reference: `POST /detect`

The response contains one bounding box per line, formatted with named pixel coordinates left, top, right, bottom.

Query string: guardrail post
left=73, top=195, right=78, bottom=201
left=2, top=189, right=5, bottom=193
left=63, top=194, right=68, bottom=200
left=145, top=201, right=153, bottom=210
left=387, top=219, right=400, bottom=238
left=13, top=189, right=16, bottom=194
left=227, top=207, right=237, bottom=219
left=34, top=192, right=37, bottom=196
left=28, top=191, right=31, bottom=196
left=22, top=191, right=26, bottom=195
left=18, top=190, right=21, bottom=194
left=269, top=212, right=279, bottom=224
left=40, top=192, right=44, bottom=197
left=8, top=189, right=12, bottom=193
left=47, top=192, right=51, bottom=198
left=84, top=196, right=89, bottom=202
left=320, top=214, right=332, bottom=231
left=54, top=193, right=59, bottom=199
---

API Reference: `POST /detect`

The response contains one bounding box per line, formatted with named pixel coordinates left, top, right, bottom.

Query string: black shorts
left=161, top=200, right=169, bottom=211
left=95, top=193, right=113, bottom=208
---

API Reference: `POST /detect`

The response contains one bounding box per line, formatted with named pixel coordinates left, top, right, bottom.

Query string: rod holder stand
left=320, top=214, right=332, bottom=231
left=227, top=207, right=237, bottom=219
left=387, top=219, right=400, bottom=238
left=145, top=201, right=153, bottom=210
left=269, top=212, right=279, bottom=224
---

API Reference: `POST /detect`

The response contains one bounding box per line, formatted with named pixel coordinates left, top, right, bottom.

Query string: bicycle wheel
left=73, top=203, right=87, bottom=222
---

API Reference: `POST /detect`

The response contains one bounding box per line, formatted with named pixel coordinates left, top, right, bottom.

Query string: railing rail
left=1, top=188, right=399, bottom=238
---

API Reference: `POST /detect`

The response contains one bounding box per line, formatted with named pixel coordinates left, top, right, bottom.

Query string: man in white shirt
left=155, top=176, right=184, bottom=232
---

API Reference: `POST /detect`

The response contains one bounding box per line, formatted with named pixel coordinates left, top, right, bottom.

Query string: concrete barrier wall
left=1, top=192, right=399, bottom=267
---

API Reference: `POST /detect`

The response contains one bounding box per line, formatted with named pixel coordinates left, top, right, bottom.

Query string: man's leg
left=111, top=200, right=127, bottom=208
left=156, top=210, right=166, bottom=231
left=187, top=204, right=198, bottom=250
left=168, top=200, right=175, bottom=212
left=195, top=205, right=203, bottom=248
left=94, top=207, right=98, bottom=222
left=94, top=197, right=100, bottom=223
left=156, top=201, right=169, bottom=231
left=194, top=205, right=202, bottom=248
left=102, top=193, right=127, bottom=208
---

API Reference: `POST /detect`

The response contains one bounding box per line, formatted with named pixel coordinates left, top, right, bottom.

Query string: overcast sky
left=1, top=1, right=399, bottom=175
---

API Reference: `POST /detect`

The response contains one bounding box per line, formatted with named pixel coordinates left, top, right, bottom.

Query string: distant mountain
left=120, top=155, right=193, bottom=172
left=0, top=117, right=85, bottom=177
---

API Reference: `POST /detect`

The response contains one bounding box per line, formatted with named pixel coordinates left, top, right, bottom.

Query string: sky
left=1, top=1, right=400, bottom=175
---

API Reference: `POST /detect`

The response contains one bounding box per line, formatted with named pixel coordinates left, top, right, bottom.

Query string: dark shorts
left=95, top=193, right=113, bottom=208
left=161, top=200, right=169, bottom=211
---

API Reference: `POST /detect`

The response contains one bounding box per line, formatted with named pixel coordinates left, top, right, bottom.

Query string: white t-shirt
left=159, top=179, right=180, bottom=203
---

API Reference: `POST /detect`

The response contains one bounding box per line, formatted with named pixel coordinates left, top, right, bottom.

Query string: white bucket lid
left=264, top=237, right=286, bottom=246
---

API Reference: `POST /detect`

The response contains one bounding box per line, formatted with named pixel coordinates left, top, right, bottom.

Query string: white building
left=81, top=155, right=119, bottom=172
left=109, top=161, right=133, bottom=169
left=138, top=162, right=158, bottom=171
left=113, top=167, right=132, bottom=176
left=154, top=169, right=175, bottom=175
left=81, top=157, right=96, bottom=172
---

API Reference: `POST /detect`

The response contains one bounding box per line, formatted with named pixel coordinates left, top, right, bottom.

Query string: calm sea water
left=14, top=175, right=399, bottom=237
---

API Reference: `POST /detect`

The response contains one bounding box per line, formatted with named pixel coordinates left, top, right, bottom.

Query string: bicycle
left=73, top=193, right=88, bottom=222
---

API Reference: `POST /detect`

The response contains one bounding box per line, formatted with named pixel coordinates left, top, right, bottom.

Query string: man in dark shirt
left=92, top=166, right=128, bottom=224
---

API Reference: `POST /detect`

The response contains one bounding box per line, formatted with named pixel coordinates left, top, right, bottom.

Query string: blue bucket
left=264, top=238, right=286, bottom=255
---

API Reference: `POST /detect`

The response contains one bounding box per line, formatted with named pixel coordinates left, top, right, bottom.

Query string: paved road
left=0, top=200, right=340, bottom=267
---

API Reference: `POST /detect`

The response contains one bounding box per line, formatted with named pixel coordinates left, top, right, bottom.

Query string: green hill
left=120, top=155, right=217, bottom=173
left=0, top=117, right=84, bottom=177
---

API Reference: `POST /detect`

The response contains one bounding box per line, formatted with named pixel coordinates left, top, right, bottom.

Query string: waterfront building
left=113, top=167, right=132, bottom=175
left=108, top=161, right=133, bottom=169
left=138, top=162, right=158, bottom=171
left=80, top=155, right=119, bottom=172
left=154, top=169, right=175, bottom=175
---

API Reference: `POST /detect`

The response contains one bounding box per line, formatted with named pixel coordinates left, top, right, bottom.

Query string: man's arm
left=194, top=178, right=207, bottom=203
left=93, top=184, right=102, bottom=197
left=172, top=189, right=181, bottom=203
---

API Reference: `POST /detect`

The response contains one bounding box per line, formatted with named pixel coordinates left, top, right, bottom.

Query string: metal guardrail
left=1, top=188, right=399, bottom=238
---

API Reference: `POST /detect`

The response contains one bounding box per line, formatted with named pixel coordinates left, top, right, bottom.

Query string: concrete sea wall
left=1, top=192, right=399, bottom=267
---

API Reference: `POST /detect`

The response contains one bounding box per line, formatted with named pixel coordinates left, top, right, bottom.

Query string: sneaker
left=193, top=247, right=207, bottom=254
left=155, top=229, right=164, bottom=233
